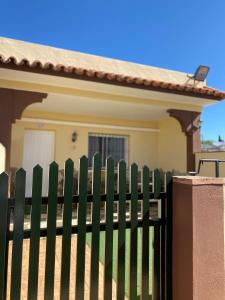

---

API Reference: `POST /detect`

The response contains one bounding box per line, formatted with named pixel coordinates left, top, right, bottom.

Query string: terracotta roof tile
left=0, top=53, right=225, bottom=100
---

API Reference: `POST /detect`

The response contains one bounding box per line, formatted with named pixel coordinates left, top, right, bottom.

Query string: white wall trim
left=19, top=117, right=160, bottom=133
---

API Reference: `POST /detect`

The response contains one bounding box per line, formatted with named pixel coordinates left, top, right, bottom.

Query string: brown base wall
left=173, top=177, right=225, bottom=300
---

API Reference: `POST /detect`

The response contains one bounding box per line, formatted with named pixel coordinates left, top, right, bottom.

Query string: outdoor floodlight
left=192, top=65, right=210, bottom=81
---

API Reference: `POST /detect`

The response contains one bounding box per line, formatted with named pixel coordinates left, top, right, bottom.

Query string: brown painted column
left=168, top=109, right=201, bottom=172
left=0, top=88, right=47, bottom=172
left=173, top=176, right=225, bottom=300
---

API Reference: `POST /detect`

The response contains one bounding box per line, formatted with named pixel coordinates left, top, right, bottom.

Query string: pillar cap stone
left=173, top=176, right=225, bottom=185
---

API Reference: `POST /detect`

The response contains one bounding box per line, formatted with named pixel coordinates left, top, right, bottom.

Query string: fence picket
left=0, top=173, right=9, bottom=300
left=104, top=157, right=114, bottom=300
left=44, top=162, right=58, bottom=300
left=10, top=169, right=26, bottom=300
left=27, top=165, right=43, bottom=300
left=154, top=169, right=161, bottom=199
left=90, top=153, right=101, bottom=299
left=116, top=160, right=126, bottom=300
left=0, top=154, right=171, bottom=300
left=75, top=156, right=88, bottom=300
left=129, top=163, right=138, bottom=300
left=160, top=172, right=166, bottom=300
left=60, top=159, right=74, bottom=300
left=165, top=172, right=173, bottom=300
left=153, top=223, right=160, bottom=300
left=141, top=166, right=150, bottom=300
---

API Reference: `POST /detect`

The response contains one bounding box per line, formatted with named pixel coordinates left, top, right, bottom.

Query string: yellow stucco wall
left=10, top=111, right=188, bottom=172
left=11, top=119, right=158, bottom=170
left=196, top=152, right=225, bottom=177
left=157, top=117, right=186, bottom=173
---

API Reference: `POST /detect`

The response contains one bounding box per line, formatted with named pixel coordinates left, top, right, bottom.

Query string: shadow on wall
left=0, top=143, right=5, bottom=174
left=9, top=168, right=132, bottom=197
left=170, top=169, right=187, bottom=176
left=9, top=166, right=186, bottom=197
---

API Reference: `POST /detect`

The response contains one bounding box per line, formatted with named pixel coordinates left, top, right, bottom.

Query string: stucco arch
left=0, top=88, right=47, bottom=172
left=168, top=109, right=201, bottom=172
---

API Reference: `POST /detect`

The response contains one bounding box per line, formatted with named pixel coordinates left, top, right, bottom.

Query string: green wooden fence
left=0, top=154, right=172, bottom=300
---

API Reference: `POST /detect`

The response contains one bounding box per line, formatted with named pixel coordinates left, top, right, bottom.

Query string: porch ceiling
left=0, top=67, right=209, bottom=123
left=27, top=93, right=168, bottom=121
left=0, top=68, right=209, bottom=122
left=0, top=68, right=214, bottom=108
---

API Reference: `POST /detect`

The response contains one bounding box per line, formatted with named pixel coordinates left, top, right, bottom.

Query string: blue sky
left=1, top=0, right=225, bottom=140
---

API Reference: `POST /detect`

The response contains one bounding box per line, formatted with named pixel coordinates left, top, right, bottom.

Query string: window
left=88, top=133, right=128, bottom=167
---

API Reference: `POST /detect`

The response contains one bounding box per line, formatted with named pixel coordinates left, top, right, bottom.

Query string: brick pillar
left=173, top=176, right=225, bottom=300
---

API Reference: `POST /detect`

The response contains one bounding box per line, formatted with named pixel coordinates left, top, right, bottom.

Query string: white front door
left=23, top=130, right=55, bottom=197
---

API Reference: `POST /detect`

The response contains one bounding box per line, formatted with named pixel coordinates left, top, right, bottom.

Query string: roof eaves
left=1, top=55, right=225, bottom=101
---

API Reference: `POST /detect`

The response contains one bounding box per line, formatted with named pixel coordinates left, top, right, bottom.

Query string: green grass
left=86, top=228, right=153, bottom=297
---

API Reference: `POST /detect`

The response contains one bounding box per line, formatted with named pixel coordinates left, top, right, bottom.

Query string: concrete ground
left=6, top=236, right=121, bottom=300
left=6, top=202, right=158, bottom=299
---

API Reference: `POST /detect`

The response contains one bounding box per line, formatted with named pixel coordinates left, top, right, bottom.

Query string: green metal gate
left=0, top=153, right=172, bottom=300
